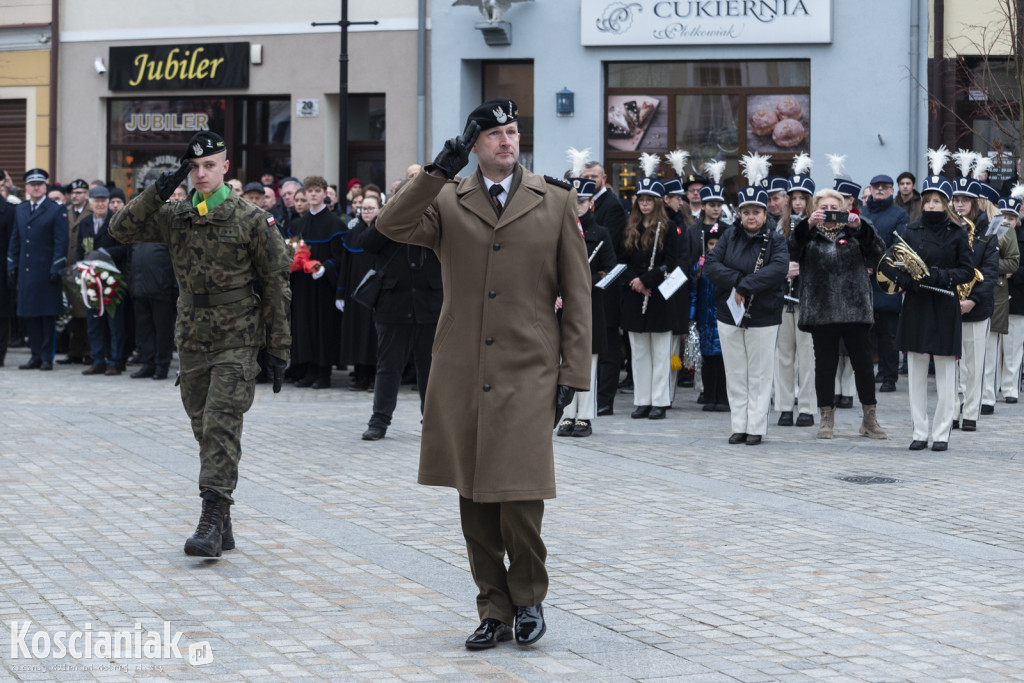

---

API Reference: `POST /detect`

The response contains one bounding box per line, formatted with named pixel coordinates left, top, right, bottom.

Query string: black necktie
left=489, top=184, right=504, bottom=216
left=31, top=203, right=38, bottom=214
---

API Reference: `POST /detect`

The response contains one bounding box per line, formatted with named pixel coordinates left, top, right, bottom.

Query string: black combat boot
left=221, top=507, right=235, bottom=551
left=184, top=495, right=226, bottom=557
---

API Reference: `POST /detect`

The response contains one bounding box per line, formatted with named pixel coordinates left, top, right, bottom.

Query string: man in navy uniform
left=6, top=168, right=68, bottom=370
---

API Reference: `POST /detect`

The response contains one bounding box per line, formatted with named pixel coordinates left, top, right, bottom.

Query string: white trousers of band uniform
left=834, top=356, right=855, bottom=395
left=774, top=306, right=816, bottom=415
left=629, top=331, right=673, bottom=408
left=908, top=352, right=956, bottom=443
left=720, top=323, right=779, bottom=436
left=957, top=319, right=990, bottom=421
left=562, top=354, right=599, bottom=421
left=982, top=330, right=1001, bottom=407
left=1000, top=316, right=1024, bottom=400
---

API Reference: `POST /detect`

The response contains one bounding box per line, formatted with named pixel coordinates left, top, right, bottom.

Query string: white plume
left=926, top=145, right=951, bottom=177
left=953, top=149, right=978, bottom=177
left=791, top=152, right=813, bottom=177
left=667, top=149, right=689, bottom=177
left=1011, top=184, right=1024, bottom=202
left=826, top=154, right=846, bottom=178
left=740, top=152, right=771, bottom=187
left=972, top=155, right=994, bottom=178
left=703, top=159, right=726, bottom=185
left=566, top=147, right=592, bottom=178
left=639, top=152, right=661, bottom=179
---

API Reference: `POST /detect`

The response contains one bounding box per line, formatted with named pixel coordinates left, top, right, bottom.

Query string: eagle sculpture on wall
left=452, top=0, right=534, bottom=23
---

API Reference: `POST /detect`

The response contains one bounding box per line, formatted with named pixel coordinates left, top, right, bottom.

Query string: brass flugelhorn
left=954, top=211, right=984, bottom=302
left=876, top=233, right=956, bottom=297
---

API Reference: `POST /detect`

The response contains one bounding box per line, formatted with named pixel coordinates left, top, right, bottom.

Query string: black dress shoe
left=745, top=434, right=762, bottom=446
left=19, top=359, right=42, bottom=370
left=514, top=605, right=546, bottom=646
left=311, top=378, right=332, bottom=389
left=1007, top=396, right=1018, bottom=404
left=777, top=411, right=793, bottom=426
left=961, top=419, right=976, bottom=432
left=728, top=432, right=747, bottom=444
left=837, top=396, right=853, bottom=409
left=596, top=405, right=613, bottom=416
left=466, top=619, right=512, bottom=650
left=874, top=372, right=884, bottom=383
left=295, top=376, right=315, bottom=388
left=713, top=403, right=730, bottom=412
left=39, top=361, right=53, bottom=371
left=556, top=419, right=574, bottom=436
left=908, top=440, right=928, bottom=451
left=702, top=403, right=717, bottom=412
left=56, top=355, right=82, bottom=365
left=648, top=406, right=666, bottom=420
left=879, top=381, right=896, bottom=393
left=679, top=374, right=694, bottom=388
left=631, top=405, right=651, bottom=419
left=131, top=365, right=155, bottom=379
left=362, top=425, right=386, bottom=441
left=981, top=404, right=995, bottom=415
left=571, top=419, right=592, bottom=437
left=931, top=441, right=948, bottom=451
left=795, top=413, right=814, bottom=427
left=152, top=367, right=168, bottom=380
left=696, top=391, right=707, bottom=404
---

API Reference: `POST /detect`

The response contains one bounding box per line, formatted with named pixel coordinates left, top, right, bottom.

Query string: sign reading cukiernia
left=580, top=0, right=832, bottom=46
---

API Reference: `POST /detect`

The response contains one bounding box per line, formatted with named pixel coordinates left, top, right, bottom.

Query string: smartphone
left=822, top=210, right=849, bottom=223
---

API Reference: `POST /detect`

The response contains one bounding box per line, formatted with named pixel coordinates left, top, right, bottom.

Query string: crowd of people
left=3, top=143, right=1024, bottom=453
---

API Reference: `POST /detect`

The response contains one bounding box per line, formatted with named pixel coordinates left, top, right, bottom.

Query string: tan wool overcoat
left=376, top=165, right=592, bottom=502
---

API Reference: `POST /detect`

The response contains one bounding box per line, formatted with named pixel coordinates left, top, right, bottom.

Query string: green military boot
left=184, top=495, right=226, bottom=557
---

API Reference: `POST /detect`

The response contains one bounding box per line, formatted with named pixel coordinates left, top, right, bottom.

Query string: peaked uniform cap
left=568, top=177, right=596, bottom=199
left=737, top=185, right=769, bottom=208
left=635, top=177, right=666, bottom=198
left=997, top=196, right=1022, bottom=214
left=922, top=175, right=953, bottom=200
left=698, top=183, right=726, bottom=203
left=662, top=177, right=685, bottom=195
left=788, top=174, right=815, bottom=195
left=24, top=168, right=48, bottom=184
left=951, top=177, right=979, bottom=198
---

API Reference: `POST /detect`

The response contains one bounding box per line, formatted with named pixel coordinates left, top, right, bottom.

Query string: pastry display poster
left=746, top=94, right=810, bottom=154
left=607, top=95, right=669, bottom=152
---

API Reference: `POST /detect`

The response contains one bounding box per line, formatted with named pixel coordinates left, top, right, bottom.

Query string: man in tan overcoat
left=376, top=99, right=592, bottom=649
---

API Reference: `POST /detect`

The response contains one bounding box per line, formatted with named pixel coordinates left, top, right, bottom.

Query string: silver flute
left=641, top=222, right=661, bottom=315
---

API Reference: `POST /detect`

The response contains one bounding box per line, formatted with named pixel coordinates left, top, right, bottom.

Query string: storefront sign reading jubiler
left=580, top=0, right=831, bottom=46
left=108, top=43, right=249, bottom=91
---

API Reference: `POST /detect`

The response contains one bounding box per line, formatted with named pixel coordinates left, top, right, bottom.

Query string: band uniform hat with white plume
left=827, top=154, right=860, bottom=198
left=764, top=176, right=789, bottom=195
left=635, top=152, right=665, bottom=197
left=737, top=153, right=771, bottom=207
left=662, top=149, right=689, bottom=195
left=923, top=145, right=954, bottom=199
left=998, top=184, right=1024, bottom=215
left=698, top=159, right=727, bottom=203
left=565, top=147, right=596, bottom=200
left=951, top=149, right=980, bottom=198
left=970, top=155, right=999, bottom=203
left=788, top=152, right=815, bottom=195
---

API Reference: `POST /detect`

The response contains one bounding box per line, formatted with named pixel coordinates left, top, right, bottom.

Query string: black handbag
left=351, top=248, right=401, bottom=310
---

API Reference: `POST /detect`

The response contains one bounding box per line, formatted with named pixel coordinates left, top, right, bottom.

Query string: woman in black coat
left=619, top=177, right=681, bottom=420
left=703, top=183, right=788, bottom=446
left=878, top=176, right=974, bottom=451
left=339, top=195, right=380, bottom=390
left=789, top=188, right=886, bottom=440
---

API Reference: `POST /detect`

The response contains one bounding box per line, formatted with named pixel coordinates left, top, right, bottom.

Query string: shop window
left=0, top=99, right=27, bottom=185
left=605, top=59, right=810, bottom=202
left=347, top=94, right=386, bottom=190
left=482, top=61, right=533, bottom=169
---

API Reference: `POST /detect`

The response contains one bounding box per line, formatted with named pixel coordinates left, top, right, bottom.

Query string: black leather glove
left=553, top=385, right=576, bottom=428
left=266, top=354, right=287, bottom=393
left=155, top=160, right=192, bottom=201
left=431, top=120, right=480, bottom=180
left=49, top=272, right=61, bottom=285
left=6, top=270, right=15, bottom=290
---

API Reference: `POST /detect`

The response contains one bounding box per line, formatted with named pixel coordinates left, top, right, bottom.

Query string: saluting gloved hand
left=266, top=354, right=287, bottom=394
left=155, top=160, right=192, bottom=202
left=553, top=385, right=576, bottom=428
left=431, top=120, right=480, bottom=180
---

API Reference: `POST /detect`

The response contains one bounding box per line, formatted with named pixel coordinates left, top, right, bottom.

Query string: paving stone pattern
left=2, top=347, right=1023, bottom=681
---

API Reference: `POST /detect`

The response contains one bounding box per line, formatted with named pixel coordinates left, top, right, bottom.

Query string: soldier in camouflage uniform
left=110, top=131, right=291, bottom=558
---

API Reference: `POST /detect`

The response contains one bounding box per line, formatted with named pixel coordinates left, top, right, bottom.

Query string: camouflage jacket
left=110, top=184, right=292, bottom=358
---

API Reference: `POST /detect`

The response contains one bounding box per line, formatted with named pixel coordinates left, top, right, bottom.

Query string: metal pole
left=417, top=0, right=427, bottom=164
left=339, top=0, right=349, bottom=191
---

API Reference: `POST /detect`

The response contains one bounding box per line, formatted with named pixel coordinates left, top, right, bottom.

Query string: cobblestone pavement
left=2, top=345, right=1023, bottom=682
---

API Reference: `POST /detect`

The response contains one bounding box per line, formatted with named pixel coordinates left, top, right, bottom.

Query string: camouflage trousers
left=177, top=347, right=260, bottom=504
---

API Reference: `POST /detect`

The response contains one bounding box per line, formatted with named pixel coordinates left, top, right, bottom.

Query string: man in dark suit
left=6, top=169, right=69, bottom=370
left=582, top=161, right=628, bottom=415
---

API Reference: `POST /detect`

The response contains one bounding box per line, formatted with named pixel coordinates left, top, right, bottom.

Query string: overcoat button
left=485, top=337, right=493, bottom=345
left=493, top=243, right=501, bottom=251
left=489, top=290, right=496, bottom=298
left=483, top=384, right=491, bottom=391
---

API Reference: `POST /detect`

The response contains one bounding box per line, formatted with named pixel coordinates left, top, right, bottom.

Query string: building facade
left=56, top=0, right=426, bottom=194
left=430, top=0, right=930, bottom=200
